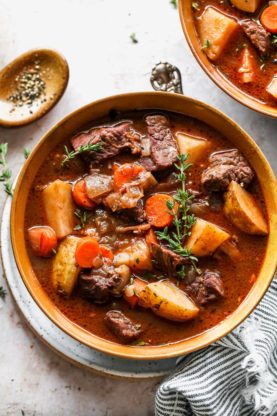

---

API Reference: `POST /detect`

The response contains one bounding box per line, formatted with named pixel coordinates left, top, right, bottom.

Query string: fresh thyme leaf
left=272, top=35, right=277, bottom=45
left=201, top=39, right=211, bottom=50
left=170, top=0, right=177, bottom=9
left=130, top=276, right=134, bottom=285
left=4, top=182, right=13, bottom=196
left=24, top=148, right=30, bottom=159
left=74, top=208, right=92, bottom=229
left=61, top=142, right=102, bottom=168
left=0, top=286, right=7, bottom=300
left=0, top=143, right=13, bottom=196
left=0, top=168, right=11, bottom=181
left=192, top=2, right=200, bottom=11
left=156, top=154, right=198, bottom=274
left=130, top=33, right=138, bottom=44
left=133, top=339, right=149, bottom=346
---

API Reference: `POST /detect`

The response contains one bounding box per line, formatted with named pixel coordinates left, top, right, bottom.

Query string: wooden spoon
left=0, top=49, right=69, bottom=127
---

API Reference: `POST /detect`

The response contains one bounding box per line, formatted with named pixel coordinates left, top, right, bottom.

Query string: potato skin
left=52, top=236, right=80, bottom=296
left=224, top=181, right=268, bottom=235
left=139, top=280, right=199, bottom=322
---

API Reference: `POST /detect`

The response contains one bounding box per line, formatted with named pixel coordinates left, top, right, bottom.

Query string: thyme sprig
left=74, top=208, right=93, bottom=230
left=0, top=143, right=13, bottom=196
left=156, top=154, right=198, bottom=276
left=61, top=142, right=102, bottom=168
left=0, top=286, right=7, bottom=300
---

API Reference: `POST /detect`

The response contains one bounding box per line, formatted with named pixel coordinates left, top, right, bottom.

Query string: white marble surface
left=0, top=0, right=276, bottom=415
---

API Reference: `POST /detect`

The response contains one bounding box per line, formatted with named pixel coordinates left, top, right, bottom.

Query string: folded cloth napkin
left=155, top=278, right=277, bottom=416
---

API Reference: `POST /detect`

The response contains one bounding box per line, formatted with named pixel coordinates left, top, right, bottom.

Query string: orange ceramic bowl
left=11, top=92, right=277, bottom=360
left=179, top=1, right=277, bottom=118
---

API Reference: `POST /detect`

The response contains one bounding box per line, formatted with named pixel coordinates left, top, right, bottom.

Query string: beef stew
left=25, top=110, right=268, bottom=346
left=192, top=1, right=277, bottom=108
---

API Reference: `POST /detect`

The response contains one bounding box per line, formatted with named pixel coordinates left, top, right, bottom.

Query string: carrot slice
left=28, top=226, right=57, bottom=257
left=261, top=5, right=277, bottom=33
left=100, top=245, right=114, bottom=260
left=75, top=237, right=100, bottom=268
left=145, top=194, right=178, bottom=228
left=113, top=163, right=145, bottom=190
left=72, top=179, right=95, bottom=209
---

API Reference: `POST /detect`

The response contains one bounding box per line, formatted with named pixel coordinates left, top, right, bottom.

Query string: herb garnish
left=74, top=208, right=93, bottom=230
left=272, top=35, right=277, bottom=45
left=61, top=142, right=102, bottom=168
left=0, top=143, right=13, bottom=196
left=201, top=39, right=211, bottom=50
left=156, top=154, right=198, bottom=277
left=192, top=2, right=200, bottom=11
left=170, top=0, right=177, bottom=9
left=130, top=33, right=138, bottom=44
left=0, top=286, right=7, bottom=300
left=23, top=148, right=30, bottom=159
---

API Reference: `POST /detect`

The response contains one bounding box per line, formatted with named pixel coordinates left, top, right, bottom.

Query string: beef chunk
left=79, top=262, right=121, bottom=304
left=187, top=270, right=224, bottom=305
left=150, top=242, right=190, bottom=275
left=201, top=149, right=254, bottom=192
left=127, top=199, right=147, bottom=223
left=71, top=122, right=142, bottom=163
left=104, top=310, right=142, bottom=343
left=241, top=19, right=270, bottom=55
left=139, top=115, right=178, bottom=171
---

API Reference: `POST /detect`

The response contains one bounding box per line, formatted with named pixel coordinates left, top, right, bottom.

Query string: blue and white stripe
left=156, top=278, right=277, bottom=416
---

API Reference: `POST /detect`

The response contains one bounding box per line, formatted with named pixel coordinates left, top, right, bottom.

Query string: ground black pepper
left=8, top=60, right=46, bottom=110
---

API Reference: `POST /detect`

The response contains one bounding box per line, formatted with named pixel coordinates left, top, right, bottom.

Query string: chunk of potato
left=139, top=280, right=199, bottom=322
left=198, top=7, right=239, bottom=61
left=266, top=76, right=277, bottom=100
left=176, top=132, right=211, bottom=163
left=186, top=218, right=230, bottom=256
left=113, top=239, right=152, bottom=270
left=42, top=180, right=75, bottom=239
left=52, top=236, right=80, bottom=296
left=230, top=0, right=260, bottom=12
left=224, top=181, right=268, bottom=235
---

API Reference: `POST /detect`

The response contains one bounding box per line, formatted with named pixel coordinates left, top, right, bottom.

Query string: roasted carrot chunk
left=75, top=237, right=100, bottom=268
left=100, top=245, right=114, bottom=260
left=261, top=5, right=277, bottom=34
left=145, top=194, right=178, bottom=228
left=72, top=179, right=95, bottom=209
left=28, top=226, right=57, bottom=257
left=113, top=163, right=145, bottom=190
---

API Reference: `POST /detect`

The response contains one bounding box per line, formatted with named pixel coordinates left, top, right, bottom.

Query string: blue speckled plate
left=1, top=196, right=177, bottom=379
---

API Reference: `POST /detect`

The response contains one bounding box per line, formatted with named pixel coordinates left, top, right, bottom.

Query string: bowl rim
left=178, top=1, right=277, bottom=118
left=10, top=91, right=277, bottom=360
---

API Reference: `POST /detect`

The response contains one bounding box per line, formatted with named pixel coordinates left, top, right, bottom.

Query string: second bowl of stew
left=179, top=1, right=277, bottom=117
left=11, top=92, right=277, bottom=359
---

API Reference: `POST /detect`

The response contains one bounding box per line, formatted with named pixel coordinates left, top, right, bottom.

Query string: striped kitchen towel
left=155, top=278, right=277, bottom=416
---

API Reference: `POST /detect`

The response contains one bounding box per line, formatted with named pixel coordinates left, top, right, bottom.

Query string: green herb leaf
left=0, top=143, right=13, bottom=196
left=192, top=2, right=200, bottom=11
left=61, top=142, right=102, bottom=168
left=272, top=35, right=277, bottom=45
left=130, top=33, right=138, bottom=44
left=201, top=39, right=211, bottom=50
left=170, top=0, right=177, bottom=9
left=74, top=208, right=93, bottom=229
left=0, top=286, right=7, bottom=300
left=24, top=148, right=30, bottom=159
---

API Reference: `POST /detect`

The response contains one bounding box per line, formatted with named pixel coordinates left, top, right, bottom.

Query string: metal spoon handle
left=150, top=62, right=183, bottom=94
